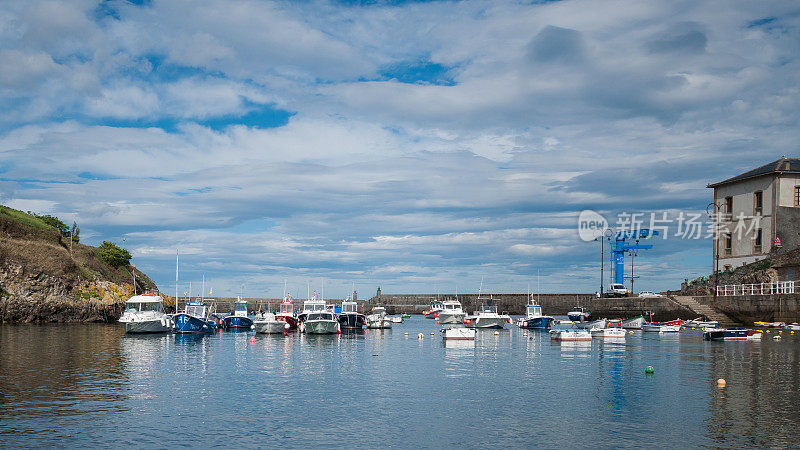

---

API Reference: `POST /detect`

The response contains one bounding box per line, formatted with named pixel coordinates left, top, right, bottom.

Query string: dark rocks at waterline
left=0, top=296, right=124, bottom=324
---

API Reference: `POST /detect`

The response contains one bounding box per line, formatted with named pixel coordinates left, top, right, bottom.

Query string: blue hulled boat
left=173, top=302, right=217, bottom=333
left=517, top=302, right=554, bottom=329
left=337, top=298, right=365, bottom=330
left=223, top=298, right=254, bottom=330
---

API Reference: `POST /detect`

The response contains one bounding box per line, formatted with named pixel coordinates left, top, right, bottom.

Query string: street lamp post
left=707, top=202, right=723, bottom=302
left=596, top=228, right=613, bottom=298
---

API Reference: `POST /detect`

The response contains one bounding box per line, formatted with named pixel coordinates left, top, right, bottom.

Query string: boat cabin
left=477, top=304, right=497, bottom=314
left=525, top=304, right=542, bottom=318
left=279, top=297, right=294, bottom=315
left=125, top=295, right=164, bottom=313
left=442, top=301, right=463, bottom=312
left=372, top=306, right=386, bottom=314
left=185, top=302, right=209, bottom=318
left=233, top=298, right=248, bottom=317
left=341, top=301, right=358, bottom=313
left=306, top=312, right=335, bottom=321
left=302, top=299, right=328, bottom=313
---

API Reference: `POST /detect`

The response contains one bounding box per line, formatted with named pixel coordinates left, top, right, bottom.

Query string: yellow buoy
left=717, top=378, right=726, bottom=387
left=779, top=330, right=783, bottom=334
left=766, top=330, right=771, bottom=333
left=629, top=330, right=634, bottom=334
left=792, top=331, right=795, bottom=335
left=404, top=332, right=409, bottom=336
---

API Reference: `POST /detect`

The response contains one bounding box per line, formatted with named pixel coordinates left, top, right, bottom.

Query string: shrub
left=96, top=241, right=131, bottom=267
left=36, top=214, right=69, bottom=236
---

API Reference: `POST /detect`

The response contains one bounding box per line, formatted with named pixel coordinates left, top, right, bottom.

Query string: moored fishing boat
left=684, top=318, right=719, bottom=328
left=572, top=318, right=607, bottom=330
left=223, top=297, right=254, bottom=330
left=590, top=327, right=626, bottom=338
left=621, top=316, right=646, bottom=330
left=254, top=312, right=287, bottom=334
left=516, top=301, right=554, bottom=330
left=423, top=301, right=443, bottom=319
left=463, top=304, right=512, bottom=329
left=276, top=295, right=298, bottom=330
left=337, top=298, right=366, bottom=330
left=442, top=327, right=476, bottom=340
left=118, top=294, right=172, bottom=333
left=754, top=321, right=785, bottom=328
left=173, top=301, right=217, bottom=333
left=704, top=328, right=762, bottom=341
left=301, top=310, right=341, bottom=334
left=366, top=306, right=392, bottom=329
left=567, top=307, right=591, bottom=323
left=642, top=319, right=681, bottom=333
left=785, top=323, right=800, bottom=331
left=437, top=300, right=466, bottom=324
left=550, top=329, right=591, bottom=341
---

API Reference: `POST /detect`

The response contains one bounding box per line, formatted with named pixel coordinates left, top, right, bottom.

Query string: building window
left=754, top=191, right=762, bottom=215
left=724, top=233, right=732, bottom=256
left=754, top=229, right=762, bottom=253
left=795, top=186, right=800, bottom=207
left=724, top=196, right=733, bottom=220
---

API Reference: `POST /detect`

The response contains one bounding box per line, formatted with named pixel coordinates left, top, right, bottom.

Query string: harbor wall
left=693, top=294, right=800, bottom=324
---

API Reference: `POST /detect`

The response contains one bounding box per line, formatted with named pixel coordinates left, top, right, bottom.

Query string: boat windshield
left=481, top=305, right=497, bottom=313
left=125, top=302, right=163, bottom=313
left=307, top=313, right=333, bottom=321
left=185, top=305, right=206, bottom=317
left=341, top=302, right=356, bottom=313
left=526, top=305, right=541, bottom=315
left=280, top=303, right=293, bottom=314
left=235, top=301, right=247, bottom=311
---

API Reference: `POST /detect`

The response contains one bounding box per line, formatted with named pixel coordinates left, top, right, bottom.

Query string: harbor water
left=1, top=318, right=799, bottom=448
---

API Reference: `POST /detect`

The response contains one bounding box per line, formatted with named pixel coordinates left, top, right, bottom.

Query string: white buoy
left=418, top=333, right=424, bottom=339
left=494, top=331, right=500, bottom=335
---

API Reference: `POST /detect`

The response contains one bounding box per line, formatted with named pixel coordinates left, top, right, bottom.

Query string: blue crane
left=610, top=229, right=659, bottom=288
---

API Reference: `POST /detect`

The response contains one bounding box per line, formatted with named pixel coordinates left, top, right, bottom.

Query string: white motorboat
left=621, top=316, right=646, bottom=330
left=516, top=301, right=554, bottom=329
left=437, top=300, right=466, bottom=324
left=463, top=304, right=511, bottom=329
left=442, top=327, right=476, bottom=340
left=254, top=312, right=287, bottom=334
left=391, top=316, right=403, bottom=323
left=684, top=318, right=719, bottom=329
left=300, top=311, right=340, bottom=334
left=118, top=294, right=172, bottom=333
left=590, top=327, right=627, bottom=338
left=642, top=322, right=681, bottom=333
left=550, top=329, right=591, bottom=341
left=785, top=323, right=800, bottom=331
left=567, top=307, right=591, bottom=323
left=573, top=318, right=607, bottom=330
left=366, top=306, right=392, bottom=329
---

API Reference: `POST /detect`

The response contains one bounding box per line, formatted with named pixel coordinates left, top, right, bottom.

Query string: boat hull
left=443, top=327, right=475, bottom=340
left=573, top=318, right=607, bottom=330
left=464, top=316, right=508, bottom=329
left=590, top=327, right=627, bottom=338
left=302, top=320, right=340, bottom=334
left=550, top=329, right=591, bottom=341
left=438, top=312, right=466, bottom=324
left=254, top=320, right=286, bottom=334
left=704, top=328, right=762, bottom=341
left=621, top=316, right=645, bottom=330
left=276, top=314, right=298, bottom=330
left=337, top=312, right=366, bottom=329
left=173, top=314, right=215, bottom=333
left=223, top=315, right=254, bottom=330
left=122, top=318, right=171, bottom=333
left=518, top=316, right=554, bottom=329
left=642, top=323, right=680, bottom=333
left=366, top=319, right=392, bottom=329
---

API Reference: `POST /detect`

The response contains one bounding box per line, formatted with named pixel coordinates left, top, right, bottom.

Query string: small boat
left=276, top=295, right=298, bottom=330
left=223, top=297, right=254, bottom=330
left=704, top=328, right=762, bottom=341
left=118, top=294, right=172, bottom=333
left=463, top=304, right=512, bottom=329
left=572, top=318, right=607, bottom=330
left=516, top=301, right=554, bottom=330
left=590, top=327, right=627, bottom=338
left=297, top=296, right=328, bottom=324
left=642, top=320, right=681, bottom=333
left=254, top=312, right=287, bottom=334
left=437, top=300, right=466, bottom=324
left=173, top=301, right=217, bottom=333
left=567, top=307, right=591, bottom=323
left=391, top=316, right=403, bottom=323
left=785, top=323, right=800, bottom=331
left=550, top=329, right=591, bottom=341
left=366, top=306, right=392, bottom=329
left=754, top=321, right=786, bottom=328
left=300, top=311, right=341, bottom=334
left=402, top=314, right=411, bottom=319
left=423, top=301, right=443, bottom=319
left=684, top=318, right=719, bottom=328
left=621, top=316, right=646, bottom=330
left=337, top=298, right=366, bottom=329
left=442, top=327, right=476, bottom=340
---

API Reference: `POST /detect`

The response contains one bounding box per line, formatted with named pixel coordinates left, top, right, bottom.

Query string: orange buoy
left=717, top=378, right=726, bottom=387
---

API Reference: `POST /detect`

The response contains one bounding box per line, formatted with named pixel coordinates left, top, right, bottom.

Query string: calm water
left=1, top=318, right=799, bottom=448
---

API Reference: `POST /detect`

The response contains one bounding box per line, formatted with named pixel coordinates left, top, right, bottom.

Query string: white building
left=708, top=157, right=800, bottom=272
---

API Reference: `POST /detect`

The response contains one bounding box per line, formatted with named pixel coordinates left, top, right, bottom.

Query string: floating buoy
left=430, top=332, right=435, bottom=335
left=779, top=330, right=783, bottom=334
left=249, top=337, right=256, bottom=344
left=404, top=332, right=409, bottom=336
left=766, top=330, right=771, bottom=333
left=418, top=333, right=424, bottom=339
left=717, top=378, right=726, bottom=387
left=774, top=335, right=781, bottom=341
left=791, top=331, right=795, bottom=335
left=692, top=327, right=695, bottom=330
left=629, top=330, right=634, bottom=334
left=659, top=331, right=664, bottom=335
left=682, top=327, right=686, bottom=330
left=645, top=366, right=654, bottom=374
left=494, top=331, right=500, bottom=335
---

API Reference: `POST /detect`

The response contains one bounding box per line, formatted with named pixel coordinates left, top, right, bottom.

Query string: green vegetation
left=753, top=259, right=772, bottom=271
left=96, top=241, right=131, bottom=267
left=77, top=289, right=102, bottom=301
left=0, top=205, right=53, bottom=230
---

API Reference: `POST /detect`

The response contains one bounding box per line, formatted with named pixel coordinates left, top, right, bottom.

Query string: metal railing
left=716, top=281, right=799, bottom=296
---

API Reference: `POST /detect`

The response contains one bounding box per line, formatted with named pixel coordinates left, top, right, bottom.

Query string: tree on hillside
left=70, top=221, right=80, bottom=243
left=96, top=241, right=131, bottom=267
left=36, top=214, right=69, bottom=236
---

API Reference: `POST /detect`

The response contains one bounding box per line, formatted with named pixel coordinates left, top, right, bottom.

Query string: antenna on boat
left=201, top=274, right=205, bottom=302
left=175, top=249, right=179, bottom=314
left=537, top=269, right=540, bottom=305
left=283, top=279, right=287, bottom=299
left=307, top=281, right=310, bottom=300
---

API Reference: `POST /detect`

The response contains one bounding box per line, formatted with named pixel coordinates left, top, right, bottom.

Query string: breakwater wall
left=0, top=296, right=123, bottom=323
left=695, top=294, right=800, bottom=324
left=364, top=294, right=695, bottom=321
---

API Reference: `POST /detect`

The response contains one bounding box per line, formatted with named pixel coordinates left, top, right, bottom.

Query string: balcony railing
left=716, top=281, right=799, bottom=296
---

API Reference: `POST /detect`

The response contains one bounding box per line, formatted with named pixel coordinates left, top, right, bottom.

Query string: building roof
left=708, top=157, right=800, bottom=188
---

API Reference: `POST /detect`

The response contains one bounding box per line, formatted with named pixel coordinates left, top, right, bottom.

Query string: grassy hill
left=0, top=204, right=164, bottom=323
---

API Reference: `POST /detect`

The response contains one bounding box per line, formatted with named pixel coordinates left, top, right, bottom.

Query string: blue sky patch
left=378, top=60, right=456, bottom=85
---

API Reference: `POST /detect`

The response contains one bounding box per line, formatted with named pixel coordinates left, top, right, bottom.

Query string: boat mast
left=537, top=269, right=540, bottom=305
left=201, top=274, right=205, bottom=302
left=175, top=249, right=179, bottom=314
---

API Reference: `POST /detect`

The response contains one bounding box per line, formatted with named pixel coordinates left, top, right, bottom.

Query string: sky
left=1, top=0, right=798, bottom=298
